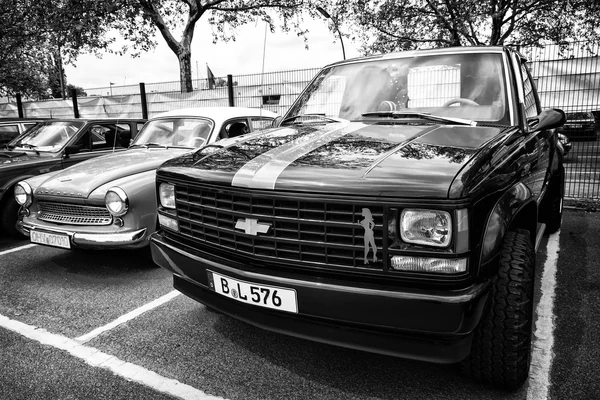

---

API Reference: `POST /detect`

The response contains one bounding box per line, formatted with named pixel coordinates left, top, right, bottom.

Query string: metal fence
left=1, top=42, right=599, bottom=199
left=523, top=43, right=600, bottom=200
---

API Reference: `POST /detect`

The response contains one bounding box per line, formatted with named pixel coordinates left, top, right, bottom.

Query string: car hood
left=159, top=121, right=505, bottom=198
left=0, top=149, right=48, bottom=166
left=34, top=148, right=190, bottom=199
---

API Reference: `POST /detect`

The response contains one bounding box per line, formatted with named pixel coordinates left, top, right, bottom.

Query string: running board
left=535, top=223, right=546, bottom=252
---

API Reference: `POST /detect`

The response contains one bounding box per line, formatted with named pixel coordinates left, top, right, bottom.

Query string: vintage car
left=0, top=118, right=146, bottom=237
left=150, top=47, right=565, bottom=389
left=15, top=107, right=277, bottom=250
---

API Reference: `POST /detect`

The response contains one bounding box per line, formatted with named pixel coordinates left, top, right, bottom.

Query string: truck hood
left=159, top=122, right=506, bottom=198
left=34, top=148, right=190, bottom=199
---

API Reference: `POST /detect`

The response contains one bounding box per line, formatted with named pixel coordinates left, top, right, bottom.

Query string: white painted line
left=0, top=243, right=37, bottom=257
left=75, top=290, right=181, bottom=344
left=527, top=230, right=561, bottom=400
left=0, top=314, right=225, bottom=400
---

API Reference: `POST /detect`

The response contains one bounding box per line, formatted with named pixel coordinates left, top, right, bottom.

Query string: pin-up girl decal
left=358, top=208, right=378, bottom=264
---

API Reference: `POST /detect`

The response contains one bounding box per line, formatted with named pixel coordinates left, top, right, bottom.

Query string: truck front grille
left=174, top=185, right=385, bottom=271
left=38, top=202, right=113, bottom=225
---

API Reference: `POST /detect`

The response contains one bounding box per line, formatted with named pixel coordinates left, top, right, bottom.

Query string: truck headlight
left=159, top=183, right=176, bottom=209
left=105, top=187, right=129, bottom=216
left=14, top=181, right=33, bottom=207
left=400, top=209, right=452, bottom=247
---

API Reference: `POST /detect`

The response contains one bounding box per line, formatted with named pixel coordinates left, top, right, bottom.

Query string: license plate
left=30, top=230, right=71, bottom=249
left=208, top=270, right=298, bottom=313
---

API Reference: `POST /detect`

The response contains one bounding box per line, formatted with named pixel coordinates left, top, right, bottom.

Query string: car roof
left=322, top=46, right=512, bottom=69
left=152, top=107, right=278, bottom=121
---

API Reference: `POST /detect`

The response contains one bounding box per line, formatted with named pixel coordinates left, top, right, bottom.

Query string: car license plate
left=30, top=230, right=71, bottom=249
left=208, top=270, right=298, bottom=313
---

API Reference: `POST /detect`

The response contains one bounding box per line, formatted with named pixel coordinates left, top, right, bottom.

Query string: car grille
left=173, top=184, right=386, bottom=271
left=37, top=202, right=112, bottom=225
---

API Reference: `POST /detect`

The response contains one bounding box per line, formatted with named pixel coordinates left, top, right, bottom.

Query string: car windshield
left=132, top=117, right=215, bottom=148
left=9, top=121, right=85, bottom=152
left=285, top=52, right=509, bottom=125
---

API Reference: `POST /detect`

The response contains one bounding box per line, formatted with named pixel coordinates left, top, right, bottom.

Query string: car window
left=520, top=64, right=539, bottom=118
left=250, top=118, right=274, bottom=131
left=220, top=119, right=250, bottom=139
left=0, top=125, right=19, bottom=135
left=85, top=123, right=133, bottom=150
left=133, top=118, right=214, bottom=148
left=11, top=121, right=85, bottom=152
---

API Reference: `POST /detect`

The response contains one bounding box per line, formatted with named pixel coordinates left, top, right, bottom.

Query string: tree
left=0, top=0, right=125, bottom=97
left=111, top=0, right=314, bottom=93
left=333, top=0, right=600, bottom=54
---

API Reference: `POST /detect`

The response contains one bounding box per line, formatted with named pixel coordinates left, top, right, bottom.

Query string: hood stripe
left=232, top=123, right=363, bottom=189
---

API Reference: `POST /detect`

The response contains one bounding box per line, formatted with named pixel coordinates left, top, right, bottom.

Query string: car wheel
left=542, top=165, right=564, bottom=234
left=0, top=196, right=24, bottom=238
left=461, top=229, right=534, bottom=390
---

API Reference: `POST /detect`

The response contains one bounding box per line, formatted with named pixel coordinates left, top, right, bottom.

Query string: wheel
left=542, top=165, right=564, bottom=234
left=442, top=98, right=479, bottom=107
left=0, top=196, right=24, bottom=238
left=461, top=229, right=534, bottom=389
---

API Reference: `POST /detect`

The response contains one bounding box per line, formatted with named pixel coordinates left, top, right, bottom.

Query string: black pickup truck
left=150, top=46, right=565, bottom=389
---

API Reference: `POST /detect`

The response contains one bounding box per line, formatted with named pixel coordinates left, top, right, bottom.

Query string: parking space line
left=527, top=230, right=561, bottom=400
left=75, top=290, right=181, bottom=344
left=0, top=243, right=37, bottom=256
left=0, top=314, right=225, bottom=400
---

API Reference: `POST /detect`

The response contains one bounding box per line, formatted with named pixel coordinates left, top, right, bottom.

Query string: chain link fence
left=1, top=43, right=599, bottom=199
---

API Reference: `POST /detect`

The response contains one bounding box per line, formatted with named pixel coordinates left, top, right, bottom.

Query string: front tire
left=461, top=229, right=535, bottom=389
left=0, top=196, right=23, bottom=238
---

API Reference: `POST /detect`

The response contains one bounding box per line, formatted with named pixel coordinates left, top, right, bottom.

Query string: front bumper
left=18, top=215, right=147, bottom=249
left=150, top=231, right=491, bottom=363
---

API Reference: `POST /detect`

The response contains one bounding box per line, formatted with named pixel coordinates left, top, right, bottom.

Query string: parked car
left=557, top=110, right=599, bottom=141
left=15, top=107, right=277, bottom=250
left=150, top=47, right=565, bottom=389
left=0, top=117, right=50, bottom=147
left=0, top=118, right=146, bottom=237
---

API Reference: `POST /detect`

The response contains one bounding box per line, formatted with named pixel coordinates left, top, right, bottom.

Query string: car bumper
left=150, top=231, right=491, bottom=364
left=17, top=216, right=147, bottom=249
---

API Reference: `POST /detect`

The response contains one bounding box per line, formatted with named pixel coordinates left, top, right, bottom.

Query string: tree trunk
left=178, top=47, right=193, bottom=93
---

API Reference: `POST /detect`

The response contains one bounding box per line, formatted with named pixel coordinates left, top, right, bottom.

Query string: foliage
left=109, top=0, right=316, bottom=92
left=331, top=0, right=600, bottom=54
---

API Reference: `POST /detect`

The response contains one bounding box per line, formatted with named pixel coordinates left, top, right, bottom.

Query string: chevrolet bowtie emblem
left=235, top=218, right=271, bottom=235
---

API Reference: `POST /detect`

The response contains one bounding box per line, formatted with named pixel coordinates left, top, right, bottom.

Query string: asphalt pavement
left=0, top=210, right=598, bottom=400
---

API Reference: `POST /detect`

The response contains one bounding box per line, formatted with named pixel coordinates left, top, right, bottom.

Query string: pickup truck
left=149, top=46, right=565, bottom=389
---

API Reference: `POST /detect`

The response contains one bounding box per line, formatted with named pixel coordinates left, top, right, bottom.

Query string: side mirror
left=64, top=145, right=80, bottom=156
left=528, top=109, right=566, bottom=132
left=271, top=116, right=282, bottom=128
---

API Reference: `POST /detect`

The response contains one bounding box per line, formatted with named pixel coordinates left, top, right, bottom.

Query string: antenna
left=259, top=20, right=268, bottom=118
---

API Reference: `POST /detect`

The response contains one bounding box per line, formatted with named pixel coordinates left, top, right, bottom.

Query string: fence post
left=227, top=75, right=234, bottom=107
left=16, top=93, right=23, bottom=117
left=71, top=88, right=79, bottom=118
left=140, top=83, right=148, bottom=119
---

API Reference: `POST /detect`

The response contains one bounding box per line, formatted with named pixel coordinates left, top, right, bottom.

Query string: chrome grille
left=174, top=185, right=385, bottom=271
left=38, top=202, right=112, bottom=225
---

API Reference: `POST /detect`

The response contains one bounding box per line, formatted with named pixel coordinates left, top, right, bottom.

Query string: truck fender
left=478, top=182, right=537, bottom=272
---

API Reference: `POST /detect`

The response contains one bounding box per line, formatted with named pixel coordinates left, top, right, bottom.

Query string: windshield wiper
left=281, top=114, right=343, bottom=125
left=361, top=111, right=476, bottom=126
left=15, top=143, right=40, bottom=154
left=133, top=143, right=168, bottom=148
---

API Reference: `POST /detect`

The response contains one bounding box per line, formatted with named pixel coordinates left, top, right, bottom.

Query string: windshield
left=286, top=52, right=509, bottom=125
left=9, top=121, right=85, bottom=152
left=132, top=117, right=215, bottom=148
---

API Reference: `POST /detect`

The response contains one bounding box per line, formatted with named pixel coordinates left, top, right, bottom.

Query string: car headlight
left=159, top=183, right=176, bottom=209
left=400, top=209, right=452, bottom=247
left=14, top=181, right=33, bottom=207
left=105, top=187, right=129, bottom=216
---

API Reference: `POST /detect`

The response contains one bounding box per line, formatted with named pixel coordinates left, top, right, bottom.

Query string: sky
left=63, top=15, right=363, bottom=92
